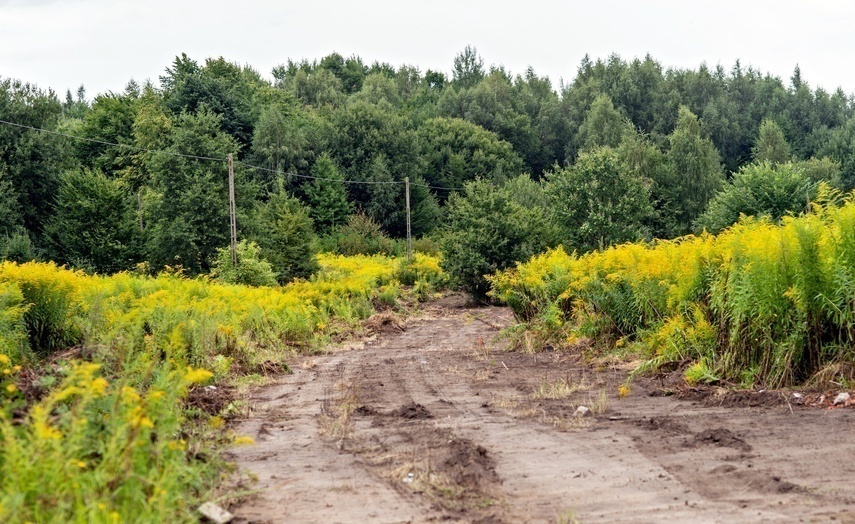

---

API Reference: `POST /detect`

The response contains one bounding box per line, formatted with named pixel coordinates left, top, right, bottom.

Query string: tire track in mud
left=229, top=297, right=855, bottom=523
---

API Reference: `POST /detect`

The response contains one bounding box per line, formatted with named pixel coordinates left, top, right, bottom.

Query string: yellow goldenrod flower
left=121, top=386, right=141, bottom=404
left=208, top=416, right=224, bottom=429
left=0, top=354, right=9, bottom=366
left=89, top=378, right=109, bottom=396
left=183, top=367, right=213, bottom=385
left=233, top=435, right=255, bottom=445
left=32, top=405, right=62, bottom=440
left=5, top=383, right=16, bottom=393
left=52, top=385, right=82, bottom=402
left=167, top=440, right=186, bottom=451
left=148, top=390, right=166, bottom=401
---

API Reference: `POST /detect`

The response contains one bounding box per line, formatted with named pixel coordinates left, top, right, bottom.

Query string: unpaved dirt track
left=228, top=296, right=855, bottom=523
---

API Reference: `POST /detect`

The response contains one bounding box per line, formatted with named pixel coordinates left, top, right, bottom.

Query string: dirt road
left=228, top=296, right=855, bottom=523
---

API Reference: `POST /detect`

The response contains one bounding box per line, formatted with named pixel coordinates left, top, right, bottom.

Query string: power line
left=233, top=160, right=398, bottom=185
left=0, top=117, right=464, bottom=191
left=234, top=160, right=463, bottom=191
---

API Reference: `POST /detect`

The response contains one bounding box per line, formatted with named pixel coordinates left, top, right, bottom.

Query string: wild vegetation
left=491, top=187, right=855, bottom=387
left=4, top=47, right=855, bottom=518
left=2, top=48, right=855, bottom=279
left=0, top=253, right=444, bottom=522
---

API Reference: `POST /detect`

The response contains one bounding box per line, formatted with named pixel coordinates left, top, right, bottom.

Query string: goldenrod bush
left=0, top=252, right=442, bottom=522
left=489, top=196, right=855, bottom=387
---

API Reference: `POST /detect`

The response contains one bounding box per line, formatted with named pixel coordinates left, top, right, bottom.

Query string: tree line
left=1, top=47, right=854, bottom=289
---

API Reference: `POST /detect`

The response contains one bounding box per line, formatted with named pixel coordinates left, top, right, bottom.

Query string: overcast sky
left=1, top=0, right=853, bottom=99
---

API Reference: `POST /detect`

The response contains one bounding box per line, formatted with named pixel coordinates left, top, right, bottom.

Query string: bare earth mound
left=227, top=295, right=855, bottom=523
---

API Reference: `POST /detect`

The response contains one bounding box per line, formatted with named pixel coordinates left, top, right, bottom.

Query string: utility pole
left=228, top=153, right=237, bottom=266
left=405, top=177, right=412, bottom=262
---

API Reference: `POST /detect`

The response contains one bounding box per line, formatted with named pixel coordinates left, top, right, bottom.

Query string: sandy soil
left=226, top=295, right=855, bottom=523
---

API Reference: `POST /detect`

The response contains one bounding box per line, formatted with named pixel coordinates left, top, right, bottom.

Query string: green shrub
left=440, top=176, right=559, bottom=301
left=0, top=230, right=38, bottom=264
left=211, top=240, right=278, bottom=287
left=697, top=162, right=815, bottom=233
left=320, top=213, right=400, bottom=256
left=248, top=187, right=319, bottom=283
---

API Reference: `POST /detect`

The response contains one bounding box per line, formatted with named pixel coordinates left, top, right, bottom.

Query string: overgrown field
left=0, top=253, right=444, bottom=522
left=490, top=192, right=855, bottom=389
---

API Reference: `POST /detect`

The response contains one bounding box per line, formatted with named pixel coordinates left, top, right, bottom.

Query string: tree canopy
left=2, top=49, right=855, bottom=287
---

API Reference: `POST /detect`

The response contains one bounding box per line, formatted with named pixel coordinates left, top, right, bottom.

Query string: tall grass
left=490, top=194, right=855, bottom=388
left=0, top=253, right=443, bottom=522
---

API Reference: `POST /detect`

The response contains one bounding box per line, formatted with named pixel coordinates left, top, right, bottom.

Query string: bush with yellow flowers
left=489, top=188, right=855, bottom=388
left=0, top=252, right=443, bottom=522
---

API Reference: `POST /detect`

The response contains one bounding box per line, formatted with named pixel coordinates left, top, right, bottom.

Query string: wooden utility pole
left=405, top=177, right=412, bottom=262
left=228, top=154, right=237, bottom=266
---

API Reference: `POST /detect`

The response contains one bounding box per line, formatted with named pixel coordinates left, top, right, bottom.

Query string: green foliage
left=697, top=162, right=814, bottom=233
left=0, top=170, right=22, bottom=237
left=302, top=154, right=353, bottom=233
left=248, top=188, right=318, bottom=283
left=75, top=88, right=140, bottom=174
left=354, top=73, right=402, bottom=106
left=0, top=230, right=37, bottom=264
left=664, top=106, right=724, bottom=232
left=212, top=240, right=278, bottom=287
left=547, top=146, right=653, bottom=252
left=418, top=117, right=523, bottom=192
left=320, top=213, right=398, bottom=256
left=161, top=54, right=264, bottom=146
left=816, top=117, right=855, bottom=190
left=752, top=119, right=791, bottom=164
left=791, top=157, right=842, bottom=186
left=325, top=99, right=422, bottom=234
left=616, top=127, right=674, bottom=237
left=452, top=45, right=485, bottom=89
left=249, top=105, right=318, bottom=189
left=576, top=94, right=627, bottom=152
left=44, top=168, right=141, bottom=273
left=440, top=176, right=559, bottom=301
left=408, top=177, right=442, bottom=237
left=0, top=78, right=76, bottom=237
left=144, top=110, right=245, bottom=274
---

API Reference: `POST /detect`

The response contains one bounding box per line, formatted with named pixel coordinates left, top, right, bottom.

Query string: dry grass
left=492, top=394, right=521, bottom=410
left=588, top=388, right=610, bottom=414
left=530, top=375, right=587, bottom=400
left=318, top=381, right=359, bottom=449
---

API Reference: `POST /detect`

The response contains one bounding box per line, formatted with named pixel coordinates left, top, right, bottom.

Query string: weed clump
left=490, top=195, right=855, bottom=388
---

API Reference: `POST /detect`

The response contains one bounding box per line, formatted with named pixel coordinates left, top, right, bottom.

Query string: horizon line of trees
left=2, top=47, right=855, bottom=289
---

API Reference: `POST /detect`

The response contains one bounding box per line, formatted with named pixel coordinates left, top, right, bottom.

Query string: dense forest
left=2, top=47, right=855, bottom=292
